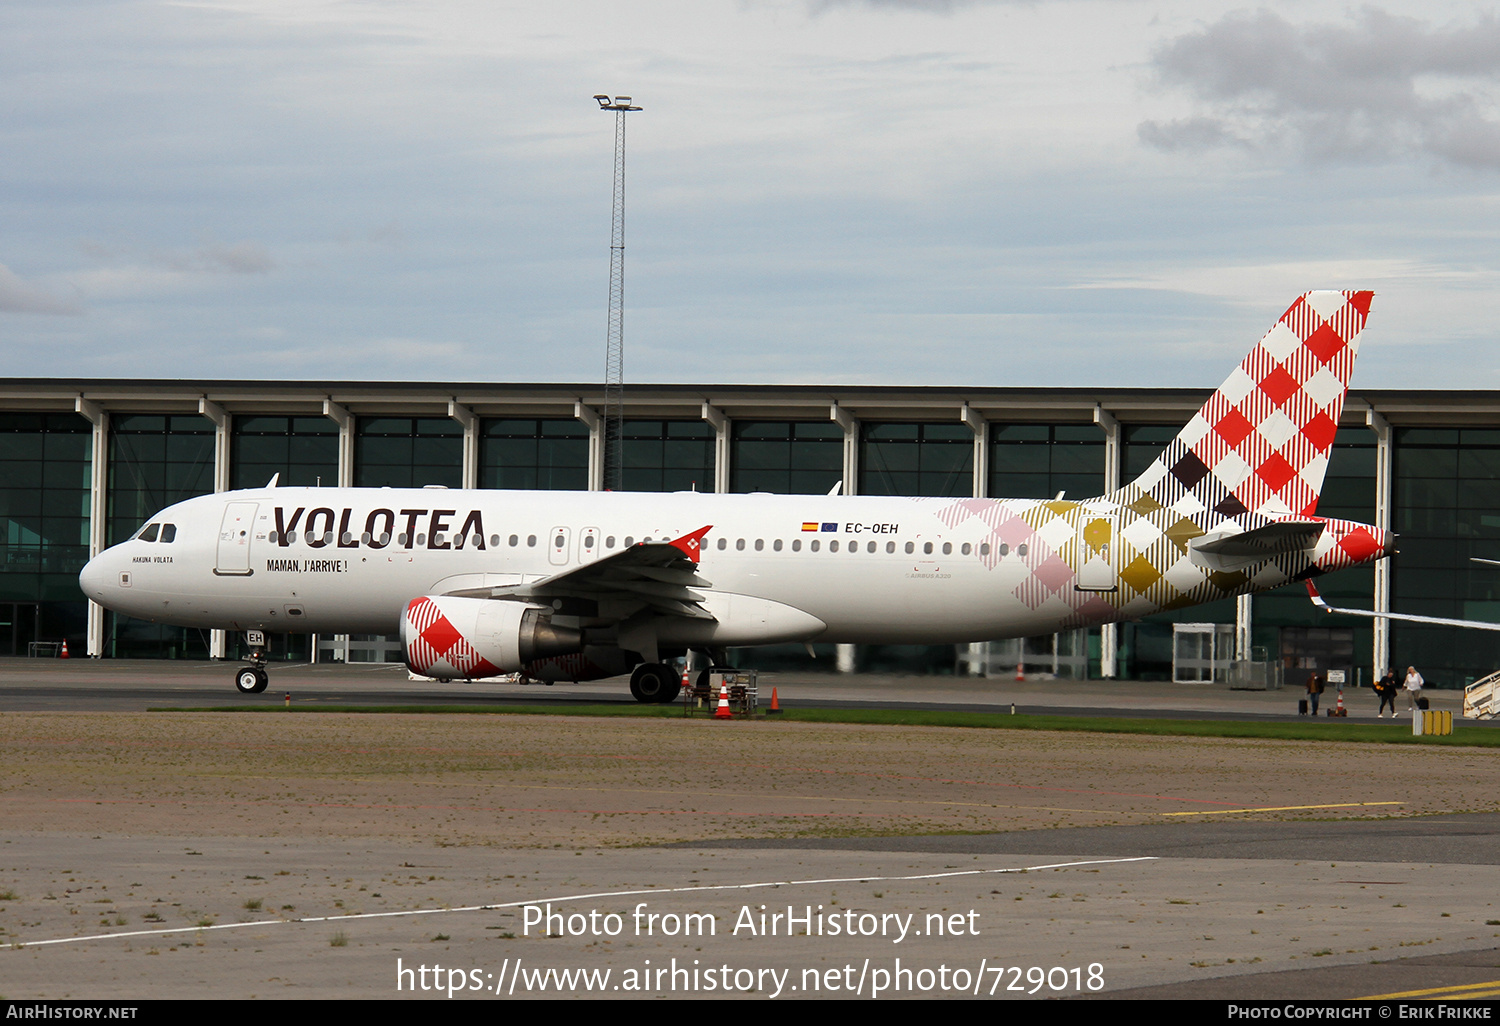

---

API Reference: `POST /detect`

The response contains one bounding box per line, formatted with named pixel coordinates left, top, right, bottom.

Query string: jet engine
left=401, top=595, right=582, bottom=680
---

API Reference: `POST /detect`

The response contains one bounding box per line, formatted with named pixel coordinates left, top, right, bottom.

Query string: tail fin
left=1126, top=290, right=1374, bottom=520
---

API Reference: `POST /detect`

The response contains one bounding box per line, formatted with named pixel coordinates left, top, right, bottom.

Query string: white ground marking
left=12, top=856, right=1158, bottom=949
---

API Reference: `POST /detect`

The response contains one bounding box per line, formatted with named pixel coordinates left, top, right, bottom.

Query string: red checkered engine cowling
left=401, top=595, right=576, bottom=680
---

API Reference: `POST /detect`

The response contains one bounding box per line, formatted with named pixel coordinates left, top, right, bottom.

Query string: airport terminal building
left=2, top=378, right=1495, bottom=687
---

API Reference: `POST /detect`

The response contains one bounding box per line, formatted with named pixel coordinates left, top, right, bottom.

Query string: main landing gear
left=234, top=629, right=269, bottom=694
left=629, top=662, right=681, bottom=704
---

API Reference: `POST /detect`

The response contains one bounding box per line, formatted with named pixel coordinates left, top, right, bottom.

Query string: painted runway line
left=10, top=856, right=1158, bottom=950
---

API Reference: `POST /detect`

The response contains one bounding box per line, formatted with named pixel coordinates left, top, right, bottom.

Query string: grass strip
left=146, top=703, right=1500, bottom=747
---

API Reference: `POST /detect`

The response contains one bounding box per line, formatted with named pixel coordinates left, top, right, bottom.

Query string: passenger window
left=773, top=539, right=783, bottom=552
left=886, top=541, right=895, bottom=553
left=160, top=524, right=177, bottom=543
left=138, top=524, right=159, bottom=542
left=736, top=538, right=745, bottom=551
left=755, top=539, right=764, bottom=551
left=942, top=542, right=952, bottom=555
left=905, top=541, right=914, bottom=554
left=1017, top=544, right=1028, bottom=557
left=999, top=543, right=1008, bottom=556
left=810, top=540, right=820, bottom=552
left=979, top=543, right=990, bottom=556
left=528, top=535, right=538, bottom=547
left=961, top=542, right=970, bottom=555
left=923, top=542, right=933, bottom=554
left=830, top=540, right=840, bottom=552
left=717, top=538, right=727, bottom=550
left=792, top=539, right=801, bottom=552
left=606, top=536, right=616, bottom=548
left=623, top=536, right=634, bottom=547
left=867, top=541, right=875, bottom=553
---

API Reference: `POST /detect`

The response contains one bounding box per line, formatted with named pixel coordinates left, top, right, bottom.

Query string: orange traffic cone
left=767, top=687, right=782, bottom=715
left=59, top=638, right=69, bottom=659
left=681, top=664, right=692, bottom=693
left=714, top=683, right=733, bottom=720
left=1015, top=662, right=1024, bottom=682
left=1335, top=688, right=1345, bottom=717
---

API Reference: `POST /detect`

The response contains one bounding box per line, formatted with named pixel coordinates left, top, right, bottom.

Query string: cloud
left=803, top=0, right=1010, bottom=12
left=1139, top=8, right=1500, bottom=169
left=0, top=264, right=82, bottom=315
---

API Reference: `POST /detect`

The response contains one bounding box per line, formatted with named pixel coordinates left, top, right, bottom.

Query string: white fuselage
left=79, top=487, right=1126, bottom=645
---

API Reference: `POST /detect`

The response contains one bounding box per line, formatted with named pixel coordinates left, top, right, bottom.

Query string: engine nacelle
left=401, top=596, right=582, bottom=680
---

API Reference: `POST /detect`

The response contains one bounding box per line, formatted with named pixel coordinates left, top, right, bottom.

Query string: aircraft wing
left=442, top=525, right=718, bottom=621
left=1306, top=581, right=1500, bottom=631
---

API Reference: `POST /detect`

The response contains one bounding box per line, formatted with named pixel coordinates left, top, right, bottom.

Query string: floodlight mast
left=594, top=94, right=641, bottom=492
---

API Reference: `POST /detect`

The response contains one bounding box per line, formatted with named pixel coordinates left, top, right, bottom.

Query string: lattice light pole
left=594, top=94, right=641, bottom=492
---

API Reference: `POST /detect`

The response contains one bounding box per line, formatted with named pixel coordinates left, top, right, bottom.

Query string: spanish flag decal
left=801, top=522, right=818, bottom=532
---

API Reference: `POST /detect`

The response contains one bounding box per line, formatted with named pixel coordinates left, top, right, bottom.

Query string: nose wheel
left=235, top=667, right=269, bottom=694
left=234, top=630, right=269, bottom=694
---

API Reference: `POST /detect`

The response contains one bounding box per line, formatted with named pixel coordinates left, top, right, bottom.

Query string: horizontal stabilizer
left=1189, top=520, right=1325, bottom=571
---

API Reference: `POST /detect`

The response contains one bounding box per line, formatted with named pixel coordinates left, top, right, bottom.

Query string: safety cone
left=681, top=664, right=692, bottom=696
left=1335, top=688, right=1345, bottom=717
left=714, top=683, right=733, bottom=720
left=1015, top=662, right=1024, bottom=682
left=59, top=639, right=69, bottom=659
left=767, top=687, right=782, bottom=715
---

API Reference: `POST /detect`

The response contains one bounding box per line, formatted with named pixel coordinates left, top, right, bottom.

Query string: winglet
left=1305, top=580, right=1332, bottom=612
left=668, top=525, right=713, bottom=564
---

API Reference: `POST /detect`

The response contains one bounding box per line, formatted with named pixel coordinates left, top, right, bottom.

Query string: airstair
left=1464, top=670, right=1500, bottom=719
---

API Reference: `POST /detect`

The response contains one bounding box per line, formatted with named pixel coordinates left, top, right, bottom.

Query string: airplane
left=1306, top=566, right=1500, bottom=632
left=79, top=290, right=1390, bottom=703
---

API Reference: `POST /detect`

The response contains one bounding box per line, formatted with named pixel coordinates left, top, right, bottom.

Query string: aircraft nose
left=78, top=550, right=115, bottom=601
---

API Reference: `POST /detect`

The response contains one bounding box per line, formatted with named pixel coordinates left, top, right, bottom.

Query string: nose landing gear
left=233, top=629, right=270, bottom=694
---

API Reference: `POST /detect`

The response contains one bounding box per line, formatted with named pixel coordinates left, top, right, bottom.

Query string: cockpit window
left=136, top=523, right=160, bottom=543
left=160, top=524, right=177, bottom=543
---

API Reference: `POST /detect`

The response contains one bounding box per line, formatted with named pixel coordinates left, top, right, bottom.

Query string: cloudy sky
left=4, top=0, right=1500, bottom=389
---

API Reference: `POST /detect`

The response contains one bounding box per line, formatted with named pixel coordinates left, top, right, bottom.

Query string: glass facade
left=860, top=422, right=973, bottom=497
left=622, top=420, right=714, bottom=492
left=989, top=424, right=1105, bottom=500
left=731, top=421, right=843, bottom=494
left=480, top=418, right=589, bottom=491
left=355, top=417, right=462, bottom=488
left=232, top=416, right=338, bottom=489
left=0, top=414, right=91, bottom=653
left=107, top=414, right=216, bottom=658
left=1391, top=428, right=1500, bottom=688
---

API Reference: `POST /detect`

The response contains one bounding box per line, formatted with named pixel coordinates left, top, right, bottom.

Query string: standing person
left=1404, top=665, right=1425, bottom=711
left=1306, top=671, right=1325, bottom=716
left=1375, top=668, right=1398, bottom=718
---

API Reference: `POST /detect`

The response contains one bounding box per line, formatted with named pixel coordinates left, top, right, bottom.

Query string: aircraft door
left=215, top=501, right=259, bottom=576
left=548, top=526, right=571, bottom=566
left=579, top=526, right=600, bottom=564
left=1075, top=512, right=1117, bottom=592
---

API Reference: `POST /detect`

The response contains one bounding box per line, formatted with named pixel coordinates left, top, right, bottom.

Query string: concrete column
left=961, top=404, right=988, bottom=499
left=448, top=401, right=478, bottom=490
left=76, top=397, right=108, bottom=658
left=199, top=398, right=230, bottom=659
left=323, top=400, right=352, bottom=487
left=830, top=402, right=858, bottom=496
left=1093, top=405, right=1121, bottom=679
left=701, top=402, right=729, bottom=493
left=575, top=402, right=602, bottom=491
left=1368, top=407, right=1392, bottom=676
left=1235, top=594, right=1253, bottom=662
left=961, top=404, right=989, bottom=675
